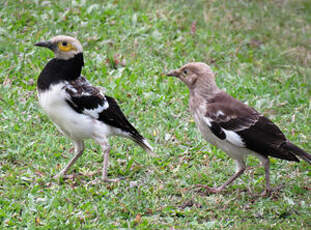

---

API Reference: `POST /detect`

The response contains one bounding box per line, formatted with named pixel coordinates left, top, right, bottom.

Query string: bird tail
left=283, top=142, right=311, bottom=164
left=130, top=135, right=157, bottom=157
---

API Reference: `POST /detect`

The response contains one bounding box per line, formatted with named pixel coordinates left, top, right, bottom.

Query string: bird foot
left=87, top=178, right=101, bottom=185
left=103, top=177, right=121, bottom=183
left=53, top=173, right=76, bottom=180
left=53, top=172, right=65, bottom=180
left=195, top=184, right=222, bottom=194
left=87, top=176, right=126, bottom=185
left=102, top=176, right=126, bottom=183
left=148, top=151, right=158, bottom=158
left=260, top=185, right=284, bottom=197
left=260, top=188, right=272, bottom=197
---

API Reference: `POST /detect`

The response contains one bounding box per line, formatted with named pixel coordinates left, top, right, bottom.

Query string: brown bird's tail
left=283, top=142, right=311, bottom=164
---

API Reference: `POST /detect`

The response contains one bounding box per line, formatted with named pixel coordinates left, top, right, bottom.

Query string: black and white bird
left=35, top=35, right=154, bottom=182
left=166, top=62, right=311, bottom=195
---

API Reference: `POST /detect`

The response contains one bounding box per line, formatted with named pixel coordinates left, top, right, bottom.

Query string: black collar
left=37, top=53, right=84, bottom=91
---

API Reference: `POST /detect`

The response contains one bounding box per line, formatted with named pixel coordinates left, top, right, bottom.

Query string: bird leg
left=197, top=160, right=246, bottom=193
left=254, top=156, right=283, bottom=197
left=261, top=157, right=272, bottom=196
left=54, top=141, right=84, bottom=179
left=214, top=167, right=246, bottom=192
left=102, top=143, right=113, bottom=182
left=95, top=138, right=121, bottom=183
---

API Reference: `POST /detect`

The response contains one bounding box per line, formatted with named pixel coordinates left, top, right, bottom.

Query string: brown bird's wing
left=204, top=92, right=299, bottom=161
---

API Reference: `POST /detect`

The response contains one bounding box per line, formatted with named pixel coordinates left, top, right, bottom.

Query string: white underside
left=38, top=83, right=122, bottom=142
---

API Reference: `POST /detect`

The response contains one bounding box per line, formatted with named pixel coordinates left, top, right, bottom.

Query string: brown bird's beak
left=166, top=69, right=179, bottom=77
left=34, top=40, right=55, bottom=51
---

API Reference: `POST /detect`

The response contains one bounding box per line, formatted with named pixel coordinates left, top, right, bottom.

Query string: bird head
left=35, top=35, right=83, bottom=60
left=166, top=62, right=216, bottom=91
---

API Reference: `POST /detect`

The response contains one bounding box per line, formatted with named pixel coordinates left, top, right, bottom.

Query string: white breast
left=38, top=83, right=99, bottom=140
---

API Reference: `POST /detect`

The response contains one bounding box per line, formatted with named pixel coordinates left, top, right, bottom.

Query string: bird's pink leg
left=54, top=141, right=84, bottom=179
left=214, top=168, right=245, bottom=192
left=94, top=138, right=121, bottom=183
left=101, top=143, right=114, bottom=182
left=197, top=160, right=246, bottom=193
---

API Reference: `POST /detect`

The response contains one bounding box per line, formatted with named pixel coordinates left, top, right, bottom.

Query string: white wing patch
left=63, top=81, right=78, bottom=93
left=202, top=113, right=245, bottom=148
left=223, top=129, right=245, bottom=147
left=83, top=100, right=109, bottom=119
left=81, top=91, right=92, bottom=96
left=216, top=110, right=224, bottom=117
left=203, top=116, right=212, bottom=127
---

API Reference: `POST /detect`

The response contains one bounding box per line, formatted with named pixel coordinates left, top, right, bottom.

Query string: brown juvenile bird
left=166, top=62, right=311, bottom=195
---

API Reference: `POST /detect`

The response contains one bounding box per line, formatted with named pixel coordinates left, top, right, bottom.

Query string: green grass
left=1, top=0, right=311, bottom=228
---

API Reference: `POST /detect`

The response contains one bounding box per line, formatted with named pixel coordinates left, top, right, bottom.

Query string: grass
left=1, top=0, right=310, bottom=228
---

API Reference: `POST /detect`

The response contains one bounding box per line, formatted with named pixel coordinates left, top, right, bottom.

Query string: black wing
left=204, top=92, right=298, bottom=161
left=64, top=76, right=108, bottom=115
left=64, top=76, right=142, bottom=138
left=98, top=96, right=143, bottom=139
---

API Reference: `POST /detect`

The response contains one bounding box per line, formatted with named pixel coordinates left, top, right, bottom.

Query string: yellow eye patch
left=57, top=41, right=77, bottom=52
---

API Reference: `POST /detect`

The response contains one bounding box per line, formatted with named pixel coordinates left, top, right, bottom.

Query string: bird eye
left=58, top=41, right=73, bottom=52
left=183, top=69, right=188, bottom=74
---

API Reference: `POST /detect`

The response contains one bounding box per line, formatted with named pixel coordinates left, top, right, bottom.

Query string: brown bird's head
left=166, top=62, right=219, bottom=94
left=35, top=35, right=83, bottom=60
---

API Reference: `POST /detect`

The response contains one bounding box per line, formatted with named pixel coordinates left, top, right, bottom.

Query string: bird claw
left=53, top=173, right=74, bottom=180
left=260, top=189, right=272, bottom=197
left=194, top=184, right=221, bottom=194
left=260, top=185, right=284, bottom=197
left=148, top=151, right=158, bottom=158
left=102, top=176, right=126, bottom=183
left=53, top=173, right=64, bottom=180
left=86, top=177, right=124, bottom=185
left=103, top=178, right=120, bottom=183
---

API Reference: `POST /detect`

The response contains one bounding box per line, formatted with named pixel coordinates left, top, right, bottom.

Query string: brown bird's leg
left=260, top=157, right=272, bottom=196
left=54, top=141, right=84, bottom=179
left=197, top=160, right=246, bottom=193
left=212, top=167, right=246, bottom=192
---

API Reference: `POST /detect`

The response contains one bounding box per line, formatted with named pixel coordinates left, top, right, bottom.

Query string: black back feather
left=98, top=96, right=144, bottom=140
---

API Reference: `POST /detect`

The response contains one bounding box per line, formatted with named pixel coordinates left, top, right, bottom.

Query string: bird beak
left=166, top=69, right=179, bottom=77
left=35, top=40, right=54, bottom=50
